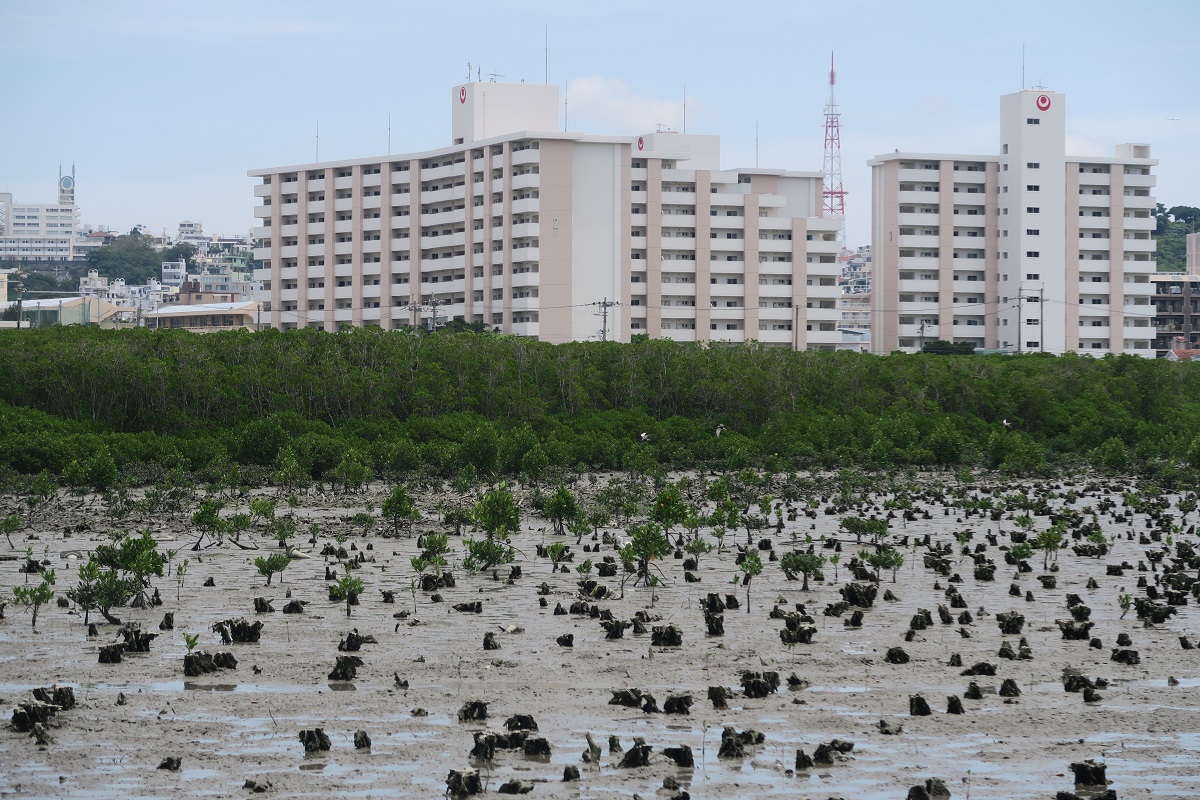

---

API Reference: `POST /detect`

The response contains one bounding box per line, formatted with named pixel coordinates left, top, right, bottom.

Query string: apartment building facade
left=249, top=82, right=842, bottom=347
left=870, top=90, right=1157, bottom=356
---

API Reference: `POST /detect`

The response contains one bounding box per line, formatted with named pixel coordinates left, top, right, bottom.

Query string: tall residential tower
left=870, top=89, right=1157, bottom=356
left=249, top=82, right=844, bottom=346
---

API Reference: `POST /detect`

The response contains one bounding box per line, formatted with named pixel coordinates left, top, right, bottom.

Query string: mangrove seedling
left=738, top=552, right=763, bottom=612
left=331, top=572, right=365, bottom=617
left=12, top=570, right=55, bottom=629
left=254, top=553, right=292, bottom=585
left=183, top=632, right=200, bottom=652
left=780, top=551, right=826, bottom=592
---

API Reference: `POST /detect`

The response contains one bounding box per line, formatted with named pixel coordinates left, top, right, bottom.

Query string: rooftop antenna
left=682, top=84, right=687, bottom=134
left=315, top=121, right=319, bottom=162
left=487, top=72, right=504, bottom=83
left=564, top=82, right=568, bottom=131
left=756, top=122, right=759, bottom=168
left=544, top=26, right=548, bottom=84
left=1021, top=44, right=1025, bottom=90
left=467, top=61, right=472, bottom=81
left=387, top=113, right=392, bottom=155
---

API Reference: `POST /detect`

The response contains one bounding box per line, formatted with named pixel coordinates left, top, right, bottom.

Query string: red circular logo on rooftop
left=1036, top=94, right=1051, bottom=111
left=637, top=136, right=644, bottom=151
left=459, top=87, right=467, bottom=104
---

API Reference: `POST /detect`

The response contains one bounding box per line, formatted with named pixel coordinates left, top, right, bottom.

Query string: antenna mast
left=822, top=51, right=847, bottom=243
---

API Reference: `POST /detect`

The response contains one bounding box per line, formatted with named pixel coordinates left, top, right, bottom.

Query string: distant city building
left=0, top=171, right=105, bottom=262
left=249, top=81, right=843, bottom=346
left=1150, top=273, right=1200, bottom=355
left=145, top=300, right=261, bottom=332
left=161, top=260, right=187, bottom=287
left=870, top=90, right=1157, bottom=356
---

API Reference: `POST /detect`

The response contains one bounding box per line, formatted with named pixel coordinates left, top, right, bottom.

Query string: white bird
left=715, top=424, right=726, bottom=438
left=1002, top=419, right=1012, bottom=428
left=639, top=432, right=650, bottom=442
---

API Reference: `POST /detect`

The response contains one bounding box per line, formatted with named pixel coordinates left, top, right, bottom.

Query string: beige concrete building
left=249, top=82, right=842, bottom=347
left=146, top=300, right=261, bottom=332
left=870, top=90, right=1157, bottom=356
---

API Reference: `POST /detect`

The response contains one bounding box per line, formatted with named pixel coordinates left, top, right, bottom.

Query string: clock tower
left=58, top=165, right=75, bottom=205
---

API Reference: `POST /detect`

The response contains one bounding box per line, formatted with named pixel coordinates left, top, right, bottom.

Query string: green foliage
left=575, top=558, right=593, bottom=576
left=333, top=449, right=373, bottom=493
left=921, top=340, right=976, bottom=355
left=381, top=484, right=421, bottom=535
left=253, top=553, right=291, bottom=585
left=863, top=548, right=904, bottom=582
left=1, top=514, right=19, bottom=548
left=683, top=535, right=712, bottom=566
left=84, top=227, right=164, bottom=284
left=183, top=632, right=200, bottom=652
left=619, top=522, right=672, bottom=590
left=67, top=557, right=137, bottom=624
left=463, top=537, right=515, bottom=572
left=542, top=486, right=582, bottom=535
left=412, top=532, right=450, bottom=577
left=93, top=528, right=164, bottom=607
left=779, top=550, right=825, bottom=591
left=473, top=483, right=520, bottom=539
left=545, top=541, right=568, bottom=571
left=1090, top=436, right=1129, bottom=473
left=12, top=570, right=55, bottom=628
left=649, top=484, right=689, bottom=534
left=249, top=498, right=276, bottom=525
left=331, top=573, right=365, bottom=616
left=1034, top=524, right=1065, bottom=569
left=839, top=517, right=888, bottom=544
left=738, top=551, right=763, bottom=611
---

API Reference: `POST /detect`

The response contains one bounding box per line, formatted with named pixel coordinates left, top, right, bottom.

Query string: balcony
left=254, top=184, right=273, bottom=198
left=512, top=271, right=539, bottom=288
left=510, top=197, right=540, bottom=215
left=898, top=279, right=942, bottom=293
left=1121, top=172, right=1156, bottom=189
left=897, top=234, right=941, bottom=249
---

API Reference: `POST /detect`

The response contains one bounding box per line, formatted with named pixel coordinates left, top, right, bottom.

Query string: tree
left=67, top=557, right=137, bottom=625
left=191, top=498, right=229, bottom=549
left=333, top=449, right=373, bottom=493
left=412, top=533, right=450, bottom=579
left=12, top=570, right=55, bottom=629
left=474, top=483, right=520, bottom=540
left=618, top=522, right=671, bottom=595
left=331, top=572, right=365, bottom=617
left=738, top=551, right=763, bottom=612
left=542, top=486, right=582, bottom=535
left=649, top=485, right=689, bottom=537
left=93, top=529, right=164, bottom=607
left=1, top=514, right=20, bottom=549
left=683, top=535, right=712, bottom=568
left=381, top=484, right=421, bottom=536
left=1034, top=524, right=1064, bottom=570
left=1008, top=542, right=1034, bottom=578
left=85, top=227, right=164, bottom=284
left=254, top=553, right=291, bottom=585
left=780, top=550, right=825, bottom=591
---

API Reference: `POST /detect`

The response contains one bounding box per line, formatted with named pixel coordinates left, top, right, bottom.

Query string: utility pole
left=1038, top=287, right=1044, bottom=353
left=918, top=320, right=926, bottom=351
left=1016, top=294, right=1022, bottom=354
left=14, top=274, right=25, bottom=329
left=426, top=297, right=447, bottom=331
left=588, top=297, right=620, bottom=341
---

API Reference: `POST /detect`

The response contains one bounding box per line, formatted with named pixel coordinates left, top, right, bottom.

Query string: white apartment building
left=0, top=174, right=91, bottom=262
left=870, top=90, right=1157, bottom=356
left=249, top=82, right=843, bottom=346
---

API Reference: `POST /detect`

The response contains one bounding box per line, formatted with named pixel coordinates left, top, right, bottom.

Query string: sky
left=2, top=0, right=1196, bottom=248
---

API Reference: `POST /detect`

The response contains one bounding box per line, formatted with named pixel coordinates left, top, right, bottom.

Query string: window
left=1026, top=162, right=1040, bottom=169
left=1026, top=118, right=1040, bottom=125
left=1026, top=185, right=1040, bottom=192
left=1026, top=273, right=1040, bottom=280
left=1026, top=252, right=1039, bottom=258
left=1027, top=207, right=1039, bottom=214
left=1026, top=318, right=1038, bottom=325
left=1026, top=229, right=1039, bottom=236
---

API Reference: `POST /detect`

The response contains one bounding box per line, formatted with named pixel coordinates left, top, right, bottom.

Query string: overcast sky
left=2, top=0, right=1196, bottom=247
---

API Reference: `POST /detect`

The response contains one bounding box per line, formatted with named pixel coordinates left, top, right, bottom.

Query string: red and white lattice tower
left=822, top=52, right=847, bottom=243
